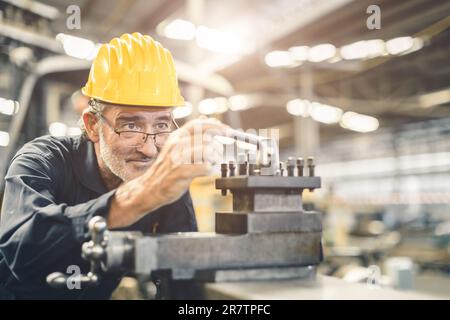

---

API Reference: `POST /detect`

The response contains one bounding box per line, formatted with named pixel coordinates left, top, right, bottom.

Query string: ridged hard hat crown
left=82, top=32, right=184, bottom=107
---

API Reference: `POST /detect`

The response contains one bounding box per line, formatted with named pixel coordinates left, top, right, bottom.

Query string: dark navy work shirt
left=0, top=135, right=197, bottom=299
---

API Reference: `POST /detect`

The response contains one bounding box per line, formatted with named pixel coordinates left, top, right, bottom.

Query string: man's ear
left=82, top=111, right=100, bottom=143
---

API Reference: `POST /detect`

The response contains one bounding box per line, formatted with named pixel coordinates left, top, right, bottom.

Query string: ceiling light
left=289, top=46, right=309, bottom=61
left=0, top=131, right=10, bottom=147
left=163, top=19, right=196, bottom=41
left=229, top=95, right=249, bottom=111
left=340, top=41, right=370, bottom=60
left=198, top=98, right=218, bottom=115
left=56, top=33, right=97, bottom=60
left=173, top=102, right=193, bottom=119
left=196, top=26, right=245, bottom=55
left=386, top=37, right=414, bottom=55
left=340, top=40, right=386, bottom=60
left=365, top=39, right=386, bottom=58
left=308, top=44, right=336, bottom=62
left=310, top=102, right=342, bottom=124
left=214, top=97, right=229, bottom=113
left=264, top=50, right=295, bottom=67
left=286, top=99, right=310, bottom=117
left=49, top=122, right=67, bottom=136
left=340, top=111, right=379, bottom=132
left=0, top=98, right=18, bottom=115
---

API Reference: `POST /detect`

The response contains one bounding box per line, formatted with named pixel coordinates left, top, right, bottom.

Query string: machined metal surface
left=132, top=231, right=322, bottom=278
left=196, top=266, right=316, bottom=282
left=231, top=190, right=302, bottom=212
left=216, top=175, right=321, bottom=190
left=215, top=211, right=322, bottom=234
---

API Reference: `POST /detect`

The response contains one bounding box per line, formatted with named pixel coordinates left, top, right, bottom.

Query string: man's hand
left=108, top=117, right=229, bottom=228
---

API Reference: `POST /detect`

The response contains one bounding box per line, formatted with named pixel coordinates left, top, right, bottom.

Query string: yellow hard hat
left=82, top=32, right=185, bottom=107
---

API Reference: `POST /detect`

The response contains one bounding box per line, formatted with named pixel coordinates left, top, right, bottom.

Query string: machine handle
left=46, top=216, right=107, bottom=289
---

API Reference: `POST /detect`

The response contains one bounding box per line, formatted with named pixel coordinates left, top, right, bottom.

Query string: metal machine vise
left=47, top=133, right=322, bottom=299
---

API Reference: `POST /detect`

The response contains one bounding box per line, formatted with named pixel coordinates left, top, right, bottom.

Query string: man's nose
left=136, top=137, right=158, bottom=158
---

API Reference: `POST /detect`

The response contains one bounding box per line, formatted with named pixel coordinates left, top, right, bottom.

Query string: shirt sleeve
left=0, top=152, right=115, bottom=282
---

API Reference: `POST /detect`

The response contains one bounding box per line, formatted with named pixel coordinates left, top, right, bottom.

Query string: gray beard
left=98, top=127, right=130, bottom=182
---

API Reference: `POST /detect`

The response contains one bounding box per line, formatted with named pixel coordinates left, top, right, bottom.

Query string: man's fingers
left=166, top=130, right=225, bottom=165
left=177, top=163, right=211, bottom=178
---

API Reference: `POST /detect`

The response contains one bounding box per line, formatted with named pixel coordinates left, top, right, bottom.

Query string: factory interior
left=1, top=0, right=450, bottom=301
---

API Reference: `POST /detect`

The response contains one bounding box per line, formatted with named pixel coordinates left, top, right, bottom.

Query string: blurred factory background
left=1, top=0, right=450, bottom=298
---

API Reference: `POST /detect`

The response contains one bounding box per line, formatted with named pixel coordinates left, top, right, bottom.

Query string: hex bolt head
left=220, top=163, right=228, bottom=178
left=286, top=157, right=295, bottom=176
left=237, top=153, right=247, bottom=175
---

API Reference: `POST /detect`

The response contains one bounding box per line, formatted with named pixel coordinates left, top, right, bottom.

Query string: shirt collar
left=71, top=135, right=109, bottom=195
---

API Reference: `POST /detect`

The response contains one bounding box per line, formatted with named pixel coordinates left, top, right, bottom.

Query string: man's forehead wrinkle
left=116, top=114, right=146, bottom=121
left=114, top=110, right=172, bottom=121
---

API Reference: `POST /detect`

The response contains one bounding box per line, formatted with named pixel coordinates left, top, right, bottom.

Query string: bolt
left=287, top=157, right=295, bottom=176
left=220, top=163, right=228, bottom=178
left=248, top=153, right=256, bottom=175
left=237, top=153, right=247, bottom=175
left=228, top=160, right=236, bottom=177
left=307, top=156, right=315, bottom=177
left=279, top=162, right=285, bottom=176
left=296, top=157, right=304, bottom=176
left=220, top=163, right=228, bottom=195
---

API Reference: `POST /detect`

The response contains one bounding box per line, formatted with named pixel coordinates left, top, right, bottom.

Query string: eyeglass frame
left=89, top=100, right=179, bottom=148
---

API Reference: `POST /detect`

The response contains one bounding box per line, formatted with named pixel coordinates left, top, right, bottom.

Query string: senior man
left=0, top=33, right=227, bottom=299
